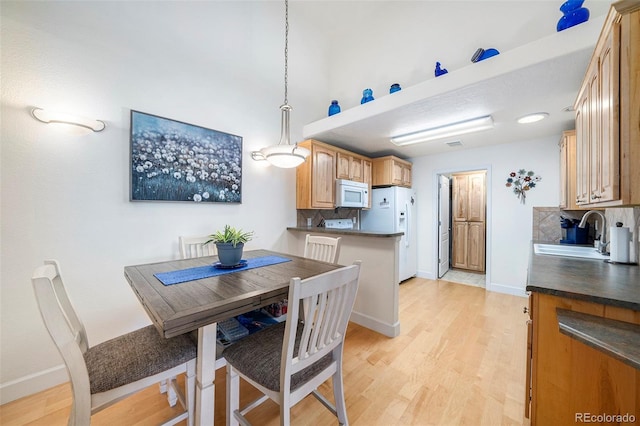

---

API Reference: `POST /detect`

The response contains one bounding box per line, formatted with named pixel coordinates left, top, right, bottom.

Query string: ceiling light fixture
left=251, top=0, right=309, bottom=168
left=390, top=115, right=494, bottom=146
left=31, top=107, right=106, bottom=133
left=517, top=112, right=549, bottom=124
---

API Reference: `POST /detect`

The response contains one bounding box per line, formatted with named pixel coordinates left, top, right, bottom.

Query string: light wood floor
left=0, top=277, right=531, bottom=426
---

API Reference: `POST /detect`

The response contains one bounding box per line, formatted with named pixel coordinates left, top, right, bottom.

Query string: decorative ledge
left=556, top=308, right=640, bottom=370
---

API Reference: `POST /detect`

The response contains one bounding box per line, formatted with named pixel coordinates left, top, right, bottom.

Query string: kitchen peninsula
left=287, top=227, right=404, bottom=338
left=525, top=243, right=640, bottom=424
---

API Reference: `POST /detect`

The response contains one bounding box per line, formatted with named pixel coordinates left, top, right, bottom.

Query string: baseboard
left=416, top=270, right=436, bottom=280
left=487, top=282, right=528, bottom=298
left=350, top=311, right=400, bottom=338
left=0, top=364, right=68, bottom=405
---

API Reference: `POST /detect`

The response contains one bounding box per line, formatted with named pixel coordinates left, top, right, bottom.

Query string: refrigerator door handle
left=405, top=202, right=410, bottom=248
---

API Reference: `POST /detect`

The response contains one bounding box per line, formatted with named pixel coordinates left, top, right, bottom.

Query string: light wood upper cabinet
left=296, top=139, right=372, bottom=210
left=574, top=3, right=639, bottom=207
left=559, top=130, right=581, bottom=210
left=296, top=140, right=336, bottom=209
left=337, top=152, right=364, bottom=182
left=371, top=156, right=412, bottom=188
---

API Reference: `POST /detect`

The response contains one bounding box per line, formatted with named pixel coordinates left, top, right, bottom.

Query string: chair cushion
left=222, top=322, right=333, bottom=392
left=84, top=325, right=196, bottom=394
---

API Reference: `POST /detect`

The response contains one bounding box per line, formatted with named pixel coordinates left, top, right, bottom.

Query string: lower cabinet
left=451, top=221, right=485, bottom=272
left=528, top=292, right=640, bottom=424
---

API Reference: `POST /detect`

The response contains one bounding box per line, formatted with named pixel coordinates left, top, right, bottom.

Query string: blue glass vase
left=328, top=100, right=341, bottom=116
left=389, top=83, right=401, bottom=94
left=557, top=0, right=589, bottom=31
left=361, top=88, right=374, bottom=104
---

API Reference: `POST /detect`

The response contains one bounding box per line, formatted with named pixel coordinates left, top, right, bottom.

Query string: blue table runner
left=154, top=255, right=292, bottom=286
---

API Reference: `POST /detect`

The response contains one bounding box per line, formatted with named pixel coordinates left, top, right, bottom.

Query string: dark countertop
left=556, top=308, right=640, bottom=370
left=287, top=226, right=403, bottom=238
left=526, top=241, right=640, bottom=311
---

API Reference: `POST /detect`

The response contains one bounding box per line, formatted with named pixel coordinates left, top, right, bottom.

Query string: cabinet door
left=467, top=173, right=486, bottom=222
left=575, top=93, right=590, bottom=205
left=311, top=145, right=336, bottom=208
left=336, top=152, right=351, bottom=180
left=594, top=26, right=620, bottom=203
left=391, top=161, right=404, bottom=186
left=452, top=175, right=468, bottom=221
left=350, top=156, right=364, bottom=182
left=467, top=222, right=485, bottom=272
left=451, top=222, right=468, bottom=269
left=401, top=164, right=412, bottom=187
left=559, top=137, right=568, bottom=209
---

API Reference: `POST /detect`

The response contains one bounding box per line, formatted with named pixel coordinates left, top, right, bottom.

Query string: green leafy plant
left=205, top=225, right=253, bottom=248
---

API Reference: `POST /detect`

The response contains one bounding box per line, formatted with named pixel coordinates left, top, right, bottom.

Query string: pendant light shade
left=251, top=0, right=309, bottom=168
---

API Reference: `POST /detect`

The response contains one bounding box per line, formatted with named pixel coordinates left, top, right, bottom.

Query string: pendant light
left=251, top=0, right=309, bottom=168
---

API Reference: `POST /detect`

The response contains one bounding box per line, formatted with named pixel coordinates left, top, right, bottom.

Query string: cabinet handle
left=591, top=194, right=602, bottom=200
left=523, top=307, right=529, bottom=314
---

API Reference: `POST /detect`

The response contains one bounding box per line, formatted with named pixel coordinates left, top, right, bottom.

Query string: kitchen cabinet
left=574, top=2, right=640, bottom=207
left=337, top=152, right=364, bottom=182
left=451, top=171, right=486, bottom=272
left=296, top=139, right=372, bottom=210
left=296, top=140, right=336, bottom=209
left=371, top=156, right=412, bottom=188
left=527, top=291, right=640, bottom=424
left=559, top=130, right=581, bottom=210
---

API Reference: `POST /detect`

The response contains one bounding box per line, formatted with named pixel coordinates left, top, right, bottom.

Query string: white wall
left=0, top=1, right=329, bottom=403
left=411, top=136, right=561, bottom=295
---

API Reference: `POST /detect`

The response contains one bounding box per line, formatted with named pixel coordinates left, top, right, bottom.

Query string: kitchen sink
left=533, top=243, right=610, bottom=260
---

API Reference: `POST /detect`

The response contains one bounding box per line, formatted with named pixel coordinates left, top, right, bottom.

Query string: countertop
left=287, top=226, right=404, bottom=238
left=526, top=242, right=640, bottom=311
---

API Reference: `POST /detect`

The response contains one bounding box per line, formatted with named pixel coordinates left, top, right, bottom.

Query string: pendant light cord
left=283, top=0, right=289, bottom=106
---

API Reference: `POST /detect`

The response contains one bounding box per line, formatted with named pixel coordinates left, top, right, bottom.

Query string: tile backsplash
left=533, top=206, right=640, bottom=262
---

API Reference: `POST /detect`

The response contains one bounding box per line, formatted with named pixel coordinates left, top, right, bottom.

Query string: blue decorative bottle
left=557, top=0, right=589, bottom=31
left=328, top=100, right=341, bottom=116
left=361, top=88, right=374, bottom=104
left=389, top=83, right=401, bottom=94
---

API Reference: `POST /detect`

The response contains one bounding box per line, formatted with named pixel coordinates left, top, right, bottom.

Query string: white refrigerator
left=360, top=186, right=417, bottom=282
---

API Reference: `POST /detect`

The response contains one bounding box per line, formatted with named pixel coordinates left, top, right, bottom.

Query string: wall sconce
left=390, top=115, right=494, bottom=146
left=31, top=107, right=106, bottom=133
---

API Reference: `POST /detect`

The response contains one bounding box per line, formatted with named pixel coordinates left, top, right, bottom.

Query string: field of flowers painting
left=130, top=110, right=242, bottom=203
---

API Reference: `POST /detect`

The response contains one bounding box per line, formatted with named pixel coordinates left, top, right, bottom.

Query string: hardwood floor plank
left=0, top=278, right=531, bottom=426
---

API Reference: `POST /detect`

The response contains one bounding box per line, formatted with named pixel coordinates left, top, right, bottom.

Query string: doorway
left=436, top=168, right=489, bottom=288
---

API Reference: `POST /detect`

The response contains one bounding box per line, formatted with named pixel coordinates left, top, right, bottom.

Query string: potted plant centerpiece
left=205, top=225, right=254, bottom=266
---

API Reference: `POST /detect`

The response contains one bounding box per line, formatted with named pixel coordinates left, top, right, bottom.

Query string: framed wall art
left=130, top=110, right=243, bottom=203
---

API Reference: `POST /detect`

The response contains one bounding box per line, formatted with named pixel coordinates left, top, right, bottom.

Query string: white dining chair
left=32, top=260, right=197, bottom=426
left=179, top=235, right=217, bottom=259
left=303, top=234, right=342, bottom=264
left=224, top=261, right=361, bottom=426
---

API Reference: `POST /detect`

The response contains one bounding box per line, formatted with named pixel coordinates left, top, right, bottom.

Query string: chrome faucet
left=578, top=210, right=607, bottom=254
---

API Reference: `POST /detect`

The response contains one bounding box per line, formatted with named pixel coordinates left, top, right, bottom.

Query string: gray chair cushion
left=84, top=325, right=196, bottom=394
left=222, top=321, right=332, bottom=392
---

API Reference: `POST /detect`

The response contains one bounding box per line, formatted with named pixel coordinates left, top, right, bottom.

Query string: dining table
left=124, top=249, right=341, bottom=425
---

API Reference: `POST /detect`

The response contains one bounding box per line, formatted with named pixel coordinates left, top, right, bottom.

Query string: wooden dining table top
left=124, top=249, right=341, bottom=338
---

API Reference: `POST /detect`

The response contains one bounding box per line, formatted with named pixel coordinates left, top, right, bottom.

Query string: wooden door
left=311, top=145, right=336, bottom=208
left=595, top=25, right=620, bottom=203
left=467, top=222, right=485, bottom=272
left=451, top=222, right=468, bottom=269
left=467, top=173, right=485, bottom=222
left=336, top=152, right=350, bottom=180
left=575, top=93, right=590, bottom=205
left=350, top=156, right=364, bottom=182
left=452, top=174, right=468, bottom=221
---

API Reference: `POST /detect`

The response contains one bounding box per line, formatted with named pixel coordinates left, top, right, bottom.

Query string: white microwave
left=335, top=179, right=369, bottom=208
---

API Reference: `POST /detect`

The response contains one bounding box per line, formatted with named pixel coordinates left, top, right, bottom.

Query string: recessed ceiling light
left=517, top=112, right=549, bottom=124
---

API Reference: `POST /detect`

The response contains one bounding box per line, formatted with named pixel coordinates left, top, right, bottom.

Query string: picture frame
left=130, top=110, right=243, bottom=203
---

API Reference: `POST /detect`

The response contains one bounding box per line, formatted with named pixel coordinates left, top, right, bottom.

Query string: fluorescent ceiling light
left=390, top=115, right=493, bottom=146
left=517, top=112, right=549, bottom=124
